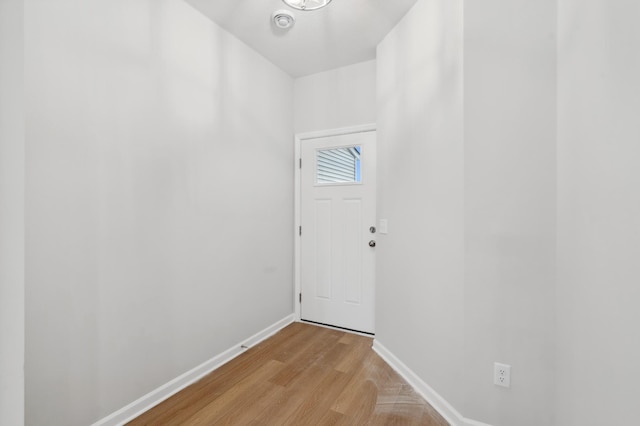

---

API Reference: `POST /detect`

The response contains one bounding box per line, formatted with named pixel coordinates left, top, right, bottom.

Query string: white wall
left=377, top=0, right=556, bottom=424
left=294, top=60, right=376, bottom=133
left=24, top=1, right=293, bottom=425
left=463, top=0, right=556, bottom=424
left=376, top=0, right=465, bottom=411
left=557, top=0, right=640, bottom=424
left=0, top=1, right=25, bottom=424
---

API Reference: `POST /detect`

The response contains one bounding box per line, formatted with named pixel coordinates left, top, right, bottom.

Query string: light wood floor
left=128, top=322, right=448, bottom=425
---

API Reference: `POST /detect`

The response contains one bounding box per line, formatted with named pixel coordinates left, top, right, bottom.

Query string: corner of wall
left=0, top=0, right=25, bottom=424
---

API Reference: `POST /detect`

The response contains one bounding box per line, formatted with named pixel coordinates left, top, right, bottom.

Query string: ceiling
left=184, top=0, right=420, bottom=78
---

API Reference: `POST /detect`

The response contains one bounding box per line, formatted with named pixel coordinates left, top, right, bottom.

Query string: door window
left=316, top=145, right=361, bottom=184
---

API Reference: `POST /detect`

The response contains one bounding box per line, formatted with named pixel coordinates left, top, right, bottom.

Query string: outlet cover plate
left=494, top=362, right=511, bottom=388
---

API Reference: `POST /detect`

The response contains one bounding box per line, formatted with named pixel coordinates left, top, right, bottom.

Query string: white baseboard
left=372, top=340, right=492, bottom=426
left=92, top=314, right=295, bottom=426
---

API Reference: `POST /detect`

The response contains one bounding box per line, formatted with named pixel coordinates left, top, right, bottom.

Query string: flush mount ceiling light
left=272, top=10, right=295, bottom=29
left=282, top=0, right=333, bottom=11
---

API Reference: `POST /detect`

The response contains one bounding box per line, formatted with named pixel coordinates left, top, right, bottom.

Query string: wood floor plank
left=180, top=359, right=285, bottom=425
left=331, top=350, right=382, bottom=419
left=245, top=365, right=326, bottom=425
left=127, top=322, right=449, bottom=426
left=269, top=327, right=344, bottom=386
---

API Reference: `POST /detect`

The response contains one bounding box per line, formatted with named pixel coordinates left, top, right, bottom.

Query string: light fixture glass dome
left=282, top=0, right=332, bottom=11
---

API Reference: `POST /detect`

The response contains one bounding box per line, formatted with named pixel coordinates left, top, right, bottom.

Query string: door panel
left=343, top=199, right=362, bottom=304
left=300, top=131, right=376, bottom=334
left=314, top=199, right=332, bottom=299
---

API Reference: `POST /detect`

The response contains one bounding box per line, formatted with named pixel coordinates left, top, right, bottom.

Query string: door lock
left=369, top=226, right=376, bottom=234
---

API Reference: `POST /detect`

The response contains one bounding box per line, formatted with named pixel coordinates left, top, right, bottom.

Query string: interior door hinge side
left=299, top=226, right=302, bottom=236
left=299, top=293, right=302, bottom=304
left=299, top=158, right=302, bottom=169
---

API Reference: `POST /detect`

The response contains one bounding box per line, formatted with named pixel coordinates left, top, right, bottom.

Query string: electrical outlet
left=494, top=362, right=511, bottom=388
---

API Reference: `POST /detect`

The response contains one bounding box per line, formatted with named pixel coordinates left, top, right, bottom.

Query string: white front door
left=300, top=131, right=376, bottom=334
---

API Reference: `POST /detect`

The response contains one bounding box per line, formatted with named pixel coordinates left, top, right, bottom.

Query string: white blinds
left=317, top=146, right=361, bottom=183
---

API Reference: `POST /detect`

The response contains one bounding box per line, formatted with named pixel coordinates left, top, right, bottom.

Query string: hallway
left=2, top=0, right=639, bottom=424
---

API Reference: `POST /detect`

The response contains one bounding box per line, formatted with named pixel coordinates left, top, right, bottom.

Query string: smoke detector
left=272, top=10, right=295, bottom=29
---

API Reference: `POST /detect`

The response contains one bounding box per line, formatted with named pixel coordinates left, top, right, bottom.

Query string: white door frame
left=293, top=123, right=377, bottom=322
